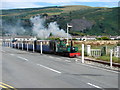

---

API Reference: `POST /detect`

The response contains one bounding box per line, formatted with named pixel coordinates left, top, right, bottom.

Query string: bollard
left=14, top=43, right=16, bottom=48
left=110, top=49, right=113, bottom=68
left=82, top=44, right=84, bottom=63
left=87, top=45, right=91, bottom=56
left=7, top=42, right=9, bottom=47
left=33, top=43, right=34, bottom=52
left=9, top=42, right=11, bottom=47
left=27, top=43, right=28, bottom=51
left=8, top=42, right=9, bottom=47
left=18, top=43, right=19, bottom=49
left=22, top=43, right=23, bottom=50
left=40, top=42, right=42, bottom=54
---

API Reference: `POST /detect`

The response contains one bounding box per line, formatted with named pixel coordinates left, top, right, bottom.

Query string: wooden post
left=82, top=44, right=84, bottom=63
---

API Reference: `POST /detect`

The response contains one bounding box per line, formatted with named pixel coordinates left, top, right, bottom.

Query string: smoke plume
left=30, top=15, right=71, bottom=39
left=2, top=18, right=26, bottom=36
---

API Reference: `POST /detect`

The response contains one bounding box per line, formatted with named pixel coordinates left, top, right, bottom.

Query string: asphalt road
left=1, top=46, right=119, bottom=89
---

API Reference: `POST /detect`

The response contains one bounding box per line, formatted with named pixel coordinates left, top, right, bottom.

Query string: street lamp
left=66, top=23, right=72, bottom=46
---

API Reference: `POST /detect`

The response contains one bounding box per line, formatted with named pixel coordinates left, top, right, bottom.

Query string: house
left=13, top=36, right=37, bottom=41
left=82, top=36, right=97, bottom=41
left=2, top=36, right=37, bottom=41
left=72, top=36, right=97, bottom=41
left=109, top=36, right=120, bottom=40
left=71, top=36, right=83, bottom=40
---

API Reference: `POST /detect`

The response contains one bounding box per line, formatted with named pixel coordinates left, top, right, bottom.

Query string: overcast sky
left=1, top=0, right=119, bottom=9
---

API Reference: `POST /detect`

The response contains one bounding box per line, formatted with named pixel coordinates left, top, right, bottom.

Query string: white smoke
left=30, top=15, right=71, bottom=39
left=2, top=19, right=26, bottom=36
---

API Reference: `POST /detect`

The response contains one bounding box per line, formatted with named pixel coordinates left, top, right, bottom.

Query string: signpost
left=66, top=23, right=72, bottom=46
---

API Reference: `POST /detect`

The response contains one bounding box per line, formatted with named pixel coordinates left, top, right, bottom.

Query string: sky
left=1, top=0, right=120, bottom=9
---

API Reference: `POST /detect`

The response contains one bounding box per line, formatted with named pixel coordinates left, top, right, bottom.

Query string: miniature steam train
left=12, top=40, right=80, bottom=57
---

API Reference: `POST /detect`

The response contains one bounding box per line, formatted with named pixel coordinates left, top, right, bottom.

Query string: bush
left=96, top=37, right=110, bottom=40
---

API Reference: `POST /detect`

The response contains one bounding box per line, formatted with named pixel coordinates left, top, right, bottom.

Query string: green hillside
left=1, top=5, right=119, bottom=36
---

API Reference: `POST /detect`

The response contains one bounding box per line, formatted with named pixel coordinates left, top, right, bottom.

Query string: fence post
left=110, top=49, right=113, bottom=68
left=82, top=44, right=84, bottom=63
left=40, top=42, right=42, bottom=54
left=87, top=45, right=91, bottom=56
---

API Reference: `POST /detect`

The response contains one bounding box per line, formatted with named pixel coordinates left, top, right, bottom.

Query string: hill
left=0, top=5, right=119, bottom=36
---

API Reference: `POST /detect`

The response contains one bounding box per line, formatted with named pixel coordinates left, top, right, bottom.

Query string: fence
left=113, top=46, right=120, bottom=58
left=90, top=49, right=101, bottom=57
left=86, top=45, right=101, bottom=57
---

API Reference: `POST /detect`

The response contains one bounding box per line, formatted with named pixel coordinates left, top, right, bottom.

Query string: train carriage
left=11, top=39, right=80, bottom=57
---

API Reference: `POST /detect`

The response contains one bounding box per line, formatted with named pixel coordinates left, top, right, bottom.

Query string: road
left=1, top=46, right=119, bottom=89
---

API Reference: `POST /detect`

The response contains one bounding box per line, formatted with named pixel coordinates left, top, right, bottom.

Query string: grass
left=72, top=40, right=119, bottom=63
left=97, top=55, right=119, bottom=63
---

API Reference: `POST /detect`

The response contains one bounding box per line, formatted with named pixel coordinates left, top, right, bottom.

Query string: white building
left=13, top=36, right=37, bottom=41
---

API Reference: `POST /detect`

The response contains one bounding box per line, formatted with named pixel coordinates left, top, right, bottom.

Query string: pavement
left=1, top=46, right=119, bottom=89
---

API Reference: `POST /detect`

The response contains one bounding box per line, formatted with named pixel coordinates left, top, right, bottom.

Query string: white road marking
left=56, top=58, right=62, bottom=60
left=65, top=60, right=71, bottom=62
left=49, top=56, right=54, bottom=58
left=17, top=56, right=28, bottom=61
left=37, top=64, right=62, bottom=74
left=75, top=59, right=79, bottom=62
left=1, top=50, right=5, bottom=53
left=77, top=63, right=119, bottom=74
left=67, top=58, right=71, bottom=60
left=87, top=83, right=101, bottom=88
left=10, top=54, right=14, bottom=56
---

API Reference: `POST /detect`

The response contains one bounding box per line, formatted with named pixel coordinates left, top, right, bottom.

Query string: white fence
left=113, top=46, right=120, bottom=58
left=86, top=45, right=101, bottom=57
left=90, top=49, right=101, bottom=57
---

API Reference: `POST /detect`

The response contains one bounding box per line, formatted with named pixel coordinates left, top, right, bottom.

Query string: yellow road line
left=0, top=84, right=8, bottom=88
left=0, top=85, right=11, bottom=90
left=0, top=82, right=17, bottom=90
left=0, top=82, right=14, bottom=88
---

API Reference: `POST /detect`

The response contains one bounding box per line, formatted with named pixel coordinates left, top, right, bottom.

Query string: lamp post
left=66, top=23, right=72, bottom=46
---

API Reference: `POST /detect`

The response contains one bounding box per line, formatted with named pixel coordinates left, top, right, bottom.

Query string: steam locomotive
left=12, top=40, right=80, bottom=57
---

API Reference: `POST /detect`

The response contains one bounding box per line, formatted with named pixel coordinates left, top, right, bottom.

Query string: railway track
left=77, top=56, right=120, bottom=68
left=85, top=58, right=120, bottom=68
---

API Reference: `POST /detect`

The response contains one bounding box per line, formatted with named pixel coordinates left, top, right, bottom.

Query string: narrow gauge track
left=83, top=58, right=120, bottom=68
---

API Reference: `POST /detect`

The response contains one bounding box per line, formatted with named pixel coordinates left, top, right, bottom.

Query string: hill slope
left=1, top=5, right=119, bottom=36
